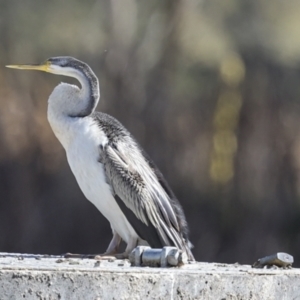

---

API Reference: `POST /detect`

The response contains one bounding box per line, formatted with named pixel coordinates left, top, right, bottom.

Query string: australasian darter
left=6, top=57, right=194, bottom=260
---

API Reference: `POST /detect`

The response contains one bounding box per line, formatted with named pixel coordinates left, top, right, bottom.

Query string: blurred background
left=1, top=0, right=300, bottom=266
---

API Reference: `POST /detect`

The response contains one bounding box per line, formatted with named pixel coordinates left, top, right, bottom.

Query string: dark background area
left=1, top=0, right=300, bottom=266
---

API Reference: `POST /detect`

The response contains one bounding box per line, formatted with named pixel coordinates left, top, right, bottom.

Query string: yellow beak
left=6, top=61, right=51, bottom=72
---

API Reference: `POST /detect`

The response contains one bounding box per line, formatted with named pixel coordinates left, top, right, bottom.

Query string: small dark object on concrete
left=252, top=252, right=294, bottom=269
left=94, top=261, right=101, bottom=267
left=129, top=246, right=187, bottom=267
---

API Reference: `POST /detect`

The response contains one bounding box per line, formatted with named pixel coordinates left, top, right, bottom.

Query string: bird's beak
left=6, top=61, right=51, bottom=72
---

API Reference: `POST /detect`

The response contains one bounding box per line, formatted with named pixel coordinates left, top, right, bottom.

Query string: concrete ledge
left=0, top=253, right=299, bottom=299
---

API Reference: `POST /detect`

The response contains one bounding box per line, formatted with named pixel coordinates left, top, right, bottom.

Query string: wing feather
left=100, top=140, right=185, bottom=249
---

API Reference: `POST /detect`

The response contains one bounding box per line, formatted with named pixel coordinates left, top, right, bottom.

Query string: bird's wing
left=99, top=139, right=187, bottom=250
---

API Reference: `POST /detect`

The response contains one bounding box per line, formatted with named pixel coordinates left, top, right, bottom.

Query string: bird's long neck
left=47, top=62, right=100, bottom=149
left=72, top=63, right=100, bottom=117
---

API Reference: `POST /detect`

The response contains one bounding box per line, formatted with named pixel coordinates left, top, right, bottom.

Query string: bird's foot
left=94, top=251, right=118, bottom=260
left=113, top=237, right=138, bottom=259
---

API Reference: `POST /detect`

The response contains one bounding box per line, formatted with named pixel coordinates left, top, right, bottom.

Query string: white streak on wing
left=118, top=140, right=179, bottom=230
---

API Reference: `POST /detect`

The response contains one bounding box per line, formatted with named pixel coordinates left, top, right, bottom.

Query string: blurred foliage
left=1, top=0, right=300, bottom=265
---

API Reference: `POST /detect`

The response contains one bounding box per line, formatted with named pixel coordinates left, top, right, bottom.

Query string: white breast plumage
left=52, top=116, right=139, bottom=244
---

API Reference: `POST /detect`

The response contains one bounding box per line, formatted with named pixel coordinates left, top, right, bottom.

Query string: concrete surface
left=0, top=252, right=299, bottom=300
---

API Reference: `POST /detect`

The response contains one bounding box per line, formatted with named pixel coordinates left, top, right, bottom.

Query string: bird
left=6, top=56, right=194, bottom=261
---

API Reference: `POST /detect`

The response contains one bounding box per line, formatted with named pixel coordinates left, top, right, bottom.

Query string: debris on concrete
left=252, top=252, right=294, bottom=269
left=129, top=246, right=188, bottom=267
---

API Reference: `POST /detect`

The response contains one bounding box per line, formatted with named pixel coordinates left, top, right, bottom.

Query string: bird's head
left=6, top=56, right=99, bottom=117
left=6, top=56, right=85, bottom=78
